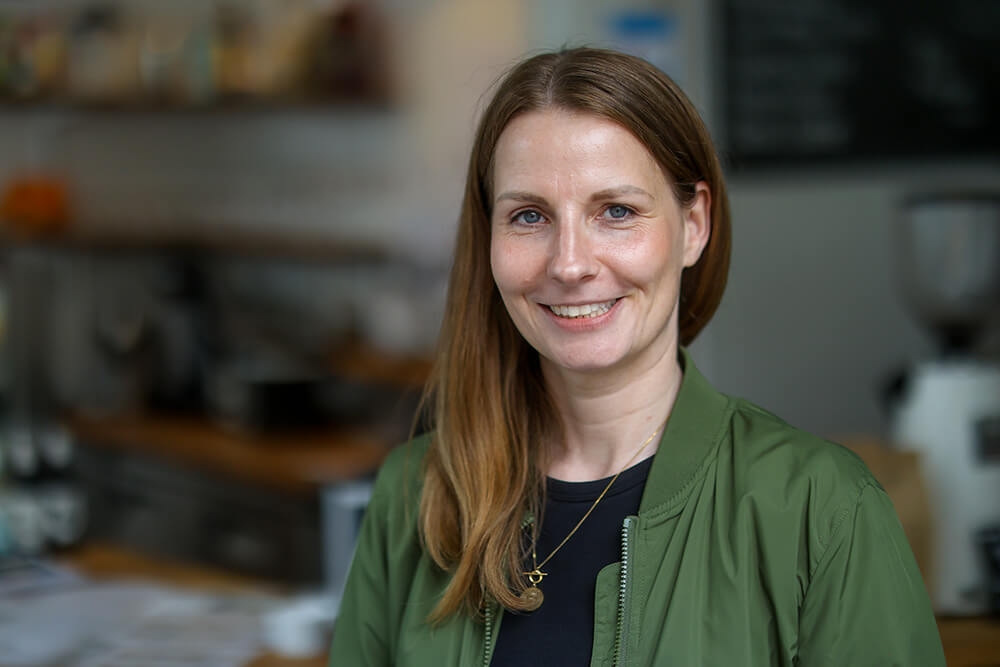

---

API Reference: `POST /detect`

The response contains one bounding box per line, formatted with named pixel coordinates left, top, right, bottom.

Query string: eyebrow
left=494, top=190, right=550, bottom=207
left=493, top=185, right=653, bottom=207
left=590, top=185, right=654, bottom=201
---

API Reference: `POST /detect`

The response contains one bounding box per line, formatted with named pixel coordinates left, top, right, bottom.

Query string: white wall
left=692, top=165, right=1000, bottom=439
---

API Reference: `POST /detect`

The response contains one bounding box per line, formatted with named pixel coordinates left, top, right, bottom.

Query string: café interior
left=0, top=1, right=998, bottom=665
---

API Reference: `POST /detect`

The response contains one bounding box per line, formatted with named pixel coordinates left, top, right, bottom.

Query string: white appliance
left=890, top=194, right=1000, bottom=615
left=892, top=362, right=1000, bottom=613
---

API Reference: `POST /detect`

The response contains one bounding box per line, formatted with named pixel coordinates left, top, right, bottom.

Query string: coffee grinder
left=889, top=193, right=1000, bottom=616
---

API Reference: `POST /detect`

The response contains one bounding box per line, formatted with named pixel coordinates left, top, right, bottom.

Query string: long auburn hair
left=418, top=47, right=731, bottom=621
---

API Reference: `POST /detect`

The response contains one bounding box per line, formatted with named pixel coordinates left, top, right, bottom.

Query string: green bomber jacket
left=328, top=352, right=945, bottom=666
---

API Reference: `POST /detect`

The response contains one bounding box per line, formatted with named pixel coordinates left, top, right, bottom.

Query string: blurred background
left=0, top=0, right=997, bottom=665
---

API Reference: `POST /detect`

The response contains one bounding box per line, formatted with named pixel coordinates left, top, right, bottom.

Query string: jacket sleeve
left=796, top=482, right=945, bottom=666
left=327, top=469, right=393, bottom=666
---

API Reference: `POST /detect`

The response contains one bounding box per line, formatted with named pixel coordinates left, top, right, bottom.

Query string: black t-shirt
left=489, top=456, right=653, bottom=666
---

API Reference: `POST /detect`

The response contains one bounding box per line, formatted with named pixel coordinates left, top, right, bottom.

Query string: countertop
left=60, top=542, right=327, bottom=667
left=59, top=543, right=1000, bottom=667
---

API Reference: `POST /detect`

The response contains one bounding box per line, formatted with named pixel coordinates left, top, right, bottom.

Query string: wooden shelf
left=938, top=616, right=1000, bottom=667
left=67, top=414, right=393, bottom=494
left=0, top=100, right=396, bottom=116
left=63, top=540, right=287, bottom=595
left=0, top=226, right=393, bottom=263
left=329, top=338, right=432, bottom=389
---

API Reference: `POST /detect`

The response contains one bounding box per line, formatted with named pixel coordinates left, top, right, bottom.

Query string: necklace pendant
left=520, top=568, right=546, bottom=611
left=519, top=585, right=544, bottom=611
left=525, top=568, right=547, bottom=585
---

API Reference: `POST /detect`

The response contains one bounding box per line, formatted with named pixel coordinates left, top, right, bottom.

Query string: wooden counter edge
left=66, top=414, right=393, bottom=494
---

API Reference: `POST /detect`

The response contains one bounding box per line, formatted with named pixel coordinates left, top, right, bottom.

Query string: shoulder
left=726, top=396, right=876, bottom=495
left=372, top=433, right=432, bottom=494
left=371, top=434, right=431, bottom=509
left=721, top=396, right=885, bottom=564
left=349, top=434, right=432, bottom=594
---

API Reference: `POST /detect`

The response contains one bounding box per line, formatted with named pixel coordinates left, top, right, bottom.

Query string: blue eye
left=514, top=210, right=543, bottom=224
left=606, top=205, right=631, bottom=219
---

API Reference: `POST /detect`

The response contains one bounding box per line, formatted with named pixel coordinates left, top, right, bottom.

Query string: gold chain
left=526, top=419, right=666, bottom=577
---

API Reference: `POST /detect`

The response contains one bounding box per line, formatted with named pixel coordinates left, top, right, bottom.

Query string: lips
left=547, top=299, right=618, bottom=319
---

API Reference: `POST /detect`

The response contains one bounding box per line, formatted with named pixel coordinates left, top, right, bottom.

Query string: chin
left=541, top=349, right=630, bottom=375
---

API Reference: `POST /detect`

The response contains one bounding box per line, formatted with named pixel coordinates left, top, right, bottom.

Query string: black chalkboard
left=721, top=0, right=1000, bottom=168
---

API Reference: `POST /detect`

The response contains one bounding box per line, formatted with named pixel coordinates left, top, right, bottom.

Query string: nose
left=547, top=221, right=598, bottom=285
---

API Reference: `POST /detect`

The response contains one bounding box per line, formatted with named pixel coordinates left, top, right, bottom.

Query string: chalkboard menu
left=722, top=0, right=1000, bottom=168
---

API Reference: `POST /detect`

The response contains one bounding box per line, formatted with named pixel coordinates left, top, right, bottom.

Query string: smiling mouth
left=547, top=299, right=618, bottom=319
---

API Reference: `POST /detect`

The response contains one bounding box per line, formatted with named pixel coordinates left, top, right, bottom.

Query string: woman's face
left=489, top=109, right=710, bottom=377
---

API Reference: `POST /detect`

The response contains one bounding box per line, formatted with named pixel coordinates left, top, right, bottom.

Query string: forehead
left=491, top=110, right=667, bottom=194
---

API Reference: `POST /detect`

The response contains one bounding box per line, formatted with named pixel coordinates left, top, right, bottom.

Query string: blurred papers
left=0, top=573, right=275, bottom=666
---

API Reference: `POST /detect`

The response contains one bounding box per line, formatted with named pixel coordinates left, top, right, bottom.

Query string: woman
left=329, top=48, right=944, bottom=666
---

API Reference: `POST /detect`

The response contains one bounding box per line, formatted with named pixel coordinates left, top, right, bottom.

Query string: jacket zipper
left=614, top=515, right=638, bottom=667
left=483, top=599, right=495, bottom=666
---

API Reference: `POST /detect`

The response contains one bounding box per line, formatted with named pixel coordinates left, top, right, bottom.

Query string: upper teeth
left=549, top=300, right=616, bottom=318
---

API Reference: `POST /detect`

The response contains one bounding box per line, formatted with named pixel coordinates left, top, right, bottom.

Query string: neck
left=542, top=342, right=684, bottom=482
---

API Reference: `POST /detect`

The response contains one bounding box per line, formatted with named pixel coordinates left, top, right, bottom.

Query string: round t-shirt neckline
left=545, top=454, right=655, bottom=502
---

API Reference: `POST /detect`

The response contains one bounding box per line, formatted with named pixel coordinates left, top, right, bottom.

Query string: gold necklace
left=519, top=420, right=666, bottom=612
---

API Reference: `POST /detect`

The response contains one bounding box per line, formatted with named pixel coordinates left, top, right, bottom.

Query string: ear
left=682, top=181, right=712, bottom=268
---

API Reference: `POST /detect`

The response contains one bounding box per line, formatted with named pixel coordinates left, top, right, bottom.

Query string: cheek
left=610, top=230, right=679, bottom=281
left=489, top=237, right=510, bottom=292
left=490, top=242, right=523, bottom=307
left=491, top=235, right=539, bottom=293
left=490, top=241, right=537, bottom=335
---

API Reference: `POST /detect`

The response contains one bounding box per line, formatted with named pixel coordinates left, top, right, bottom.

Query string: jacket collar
left=638, top=348, right=729, bottom=514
